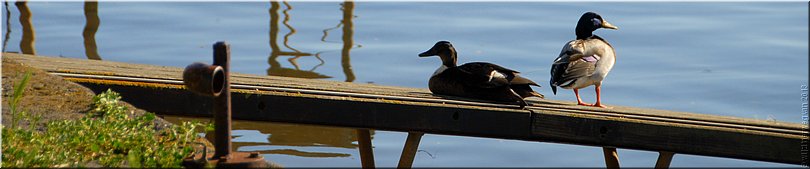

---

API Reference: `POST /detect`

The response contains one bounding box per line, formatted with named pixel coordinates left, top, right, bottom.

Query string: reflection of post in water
left=229, top=121, right=368, bottom=158
left=267, top=1, right=331, bottom=79
left=159, top=115, right=364, bottom=158
left=281, top=2, right=300, bottom=54
left=258, top=1, right=373, bottom=159
left=15, top=1, right=35, bottom=55
left=83, top=1, right=101, bottom=60
left=3, top=2, right=11, bottom=52
left=340, top=1, right=356, bottom=82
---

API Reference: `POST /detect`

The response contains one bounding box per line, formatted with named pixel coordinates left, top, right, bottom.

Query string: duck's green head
left=575, top=12, right=618, bottom=39
left=419, top=41, right=458, bottom=66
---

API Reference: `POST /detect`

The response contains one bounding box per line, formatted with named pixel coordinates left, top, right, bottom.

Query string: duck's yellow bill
left=602, top=20, right=619, bottom=30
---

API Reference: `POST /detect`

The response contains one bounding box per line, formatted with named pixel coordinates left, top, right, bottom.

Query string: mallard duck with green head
left=550, top=12, right=618, bottom=108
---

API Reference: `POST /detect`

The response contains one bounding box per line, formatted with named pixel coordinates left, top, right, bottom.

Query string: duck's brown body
left=419, top=41, right=543, bottom=107
left=428, top=66, right=536, bottom=104
left=428, top=73, right=467, bottom=97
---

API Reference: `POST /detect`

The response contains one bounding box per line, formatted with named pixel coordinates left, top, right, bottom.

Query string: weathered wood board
left=3, top=53, right=807, bottom=165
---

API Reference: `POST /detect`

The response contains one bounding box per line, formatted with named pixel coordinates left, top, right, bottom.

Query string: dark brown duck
left=419, top=41, right=544, bottom=108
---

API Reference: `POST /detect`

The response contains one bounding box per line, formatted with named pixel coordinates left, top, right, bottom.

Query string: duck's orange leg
left=574, top=89, right=589, bottom=106
left=592, top=85, right=609, bottom=108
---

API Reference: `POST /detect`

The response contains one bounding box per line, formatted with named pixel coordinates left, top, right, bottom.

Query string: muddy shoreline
left=2, top=58, right=173, bottom=130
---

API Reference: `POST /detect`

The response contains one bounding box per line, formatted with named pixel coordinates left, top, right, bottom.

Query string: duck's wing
left=456, top=62, right=517, bottom=88
left=550, top=40, right=597, bottom=94
left=477, top=62, right=521, bottom=74
left=511, top=75, right=540, bottom=87
left=555, top=59, right=596, bottom=85
left=476, top=63, right=541, bottom=87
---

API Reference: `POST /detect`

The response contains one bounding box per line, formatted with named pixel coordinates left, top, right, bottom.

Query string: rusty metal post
left=182, top=41, right=271, bottom=168
left=212, top=42, right=232, bottom=159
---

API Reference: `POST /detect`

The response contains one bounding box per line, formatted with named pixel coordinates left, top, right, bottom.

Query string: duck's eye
left=591, top=18, right=602, bottom=27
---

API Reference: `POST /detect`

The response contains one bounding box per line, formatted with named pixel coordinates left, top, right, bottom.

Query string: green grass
left=2, top=89, right=210, bottom=168
left=8, top=71, right=32, bottom=129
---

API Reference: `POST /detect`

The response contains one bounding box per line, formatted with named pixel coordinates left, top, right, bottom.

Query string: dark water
left=2, top=1, right=807, bottom=167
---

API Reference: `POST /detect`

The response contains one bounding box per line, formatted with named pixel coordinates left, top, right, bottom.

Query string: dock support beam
left=655, top=151, right=675, bottom=169
left=357, top=129, right=375, bottom=168
left=603, top=147, right=620, bottom=169
left=398, top=132, right=425, bottom=168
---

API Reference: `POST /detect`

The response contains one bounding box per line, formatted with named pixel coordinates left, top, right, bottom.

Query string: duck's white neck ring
left=433, top=65, right=449, bottom=76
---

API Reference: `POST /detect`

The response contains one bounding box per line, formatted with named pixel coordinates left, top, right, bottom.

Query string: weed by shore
left=2, top=89, right=210, bottom=167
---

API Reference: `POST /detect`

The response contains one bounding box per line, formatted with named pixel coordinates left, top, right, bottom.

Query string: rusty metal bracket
left=182, top=41, right=270, bottom=168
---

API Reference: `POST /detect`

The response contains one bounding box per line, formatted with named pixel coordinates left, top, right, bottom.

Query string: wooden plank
left=3, top=53, right=801, bottom=132
left=3, top=53, right=807, bottom=165
left=530, top=110, right=802, bottom=164
left=70, top=79, right=534, bottom=140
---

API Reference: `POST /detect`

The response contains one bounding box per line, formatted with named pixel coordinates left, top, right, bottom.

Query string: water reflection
left=161, top=115, right=371, bottom=158
left=15, top=1, right=35, bottom=55
left=83, top=1, right=101, bottom=60
left=255, top=0, right=370, bottom=159
left=3, top=2, right=11, bottom=52
left=231, top=121, right=363, bottom=158
left=340, top=1, right=355, bottom=82
left=266, top=1, right=359, bottom=82
left=267, top=1, right=328, bottom=79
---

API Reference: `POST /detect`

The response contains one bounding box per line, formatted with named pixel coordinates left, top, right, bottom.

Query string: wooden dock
left=3, top=52, right=807, bottom=166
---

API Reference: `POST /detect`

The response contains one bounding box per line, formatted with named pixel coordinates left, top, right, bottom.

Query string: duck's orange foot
left=577, top=102, right=590, bottom=106
left=591, top=103, right=611, bottom=109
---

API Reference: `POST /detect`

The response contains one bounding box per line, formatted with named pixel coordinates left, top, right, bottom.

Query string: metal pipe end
left=183, top=62, right=225, bottom=97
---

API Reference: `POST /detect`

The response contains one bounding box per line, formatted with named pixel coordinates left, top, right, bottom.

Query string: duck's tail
left=528, top=91, right=545, bottom=99
left=551, top=85, right=558, bottom=95
left=511, top=84, right=545, bottom=99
